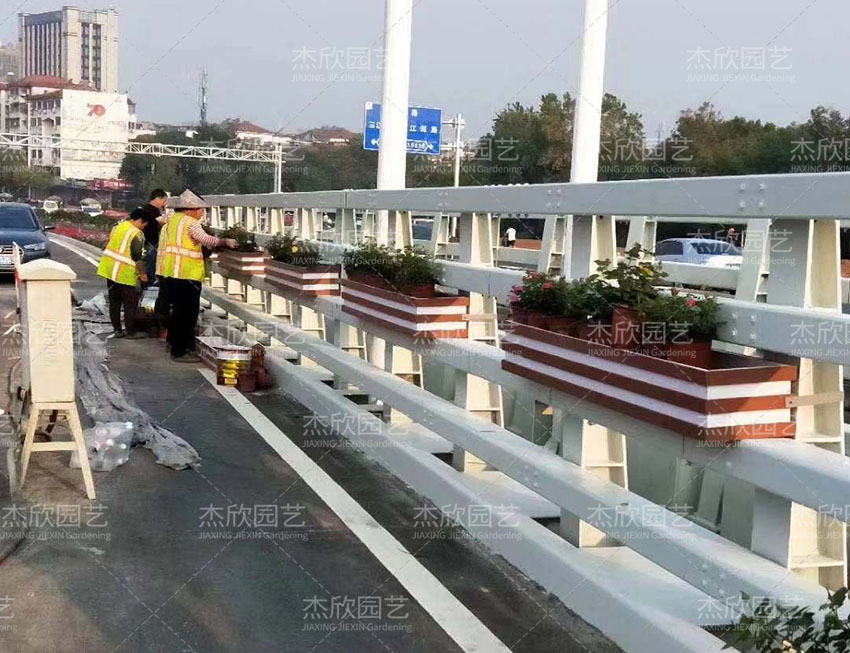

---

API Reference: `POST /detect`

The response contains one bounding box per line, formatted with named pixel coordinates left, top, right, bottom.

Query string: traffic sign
left=363, top=102, right=443, bottom=156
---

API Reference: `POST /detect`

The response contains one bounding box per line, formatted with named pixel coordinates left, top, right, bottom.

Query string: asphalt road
left=0, top=240, right=621, bottom=653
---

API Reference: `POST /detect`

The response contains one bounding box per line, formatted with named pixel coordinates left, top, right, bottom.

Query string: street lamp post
left=375, top=0, right=413, bottom=246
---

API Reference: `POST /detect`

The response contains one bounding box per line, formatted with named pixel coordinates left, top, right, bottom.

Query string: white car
left=42, top=199, right=61, bottom=214
left=80, top=199, right=103, bottom=217
left=654, top=238, right=742, bottom=267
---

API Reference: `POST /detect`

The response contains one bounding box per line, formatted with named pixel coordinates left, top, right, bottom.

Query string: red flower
left=686, top=297, right=698, bottom=307
left=543, top=282, right=552, bottom=289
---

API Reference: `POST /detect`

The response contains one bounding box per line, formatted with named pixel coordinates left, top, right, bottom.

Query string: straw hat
left=167, top=189, right=209, bottom=209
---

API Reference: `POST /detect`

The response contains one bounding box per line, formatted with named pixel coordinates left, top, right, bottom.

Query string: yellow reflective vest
left=159, top=212, right=206, bottom=281
left=97, top=221, right=143, bottom=286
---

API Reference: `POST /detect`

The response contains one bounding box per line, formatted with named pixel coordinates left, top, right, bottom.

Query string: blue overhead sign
left=363, top=102, right=443, bottom=156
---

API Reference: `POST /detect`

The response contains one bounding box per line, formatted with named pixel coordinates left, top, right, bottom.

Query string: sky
left=1, top=0, right=846, bottom=141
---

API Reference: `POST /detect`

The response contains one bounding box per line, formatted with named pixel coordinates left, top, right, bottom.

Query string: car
left=43, top=197, right=63, bottom=214
left=0, top=203, right=53, bottom=272
left=653, top=238, right=742, bottom=267
left=80, top=199, right=103, bottom=217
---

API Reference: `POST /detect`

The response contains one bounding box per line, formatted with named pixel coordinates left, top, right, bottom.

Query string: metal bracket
left=785, top=392, right=845, bottom=408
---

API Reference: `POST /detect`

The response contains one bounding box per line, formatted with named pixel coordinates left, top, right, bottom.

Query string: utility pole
left=449, top=113, right=464, bottom=187
left=375, top=0, right=413, bottom=246
left=199, top=68, right=209, bottom=126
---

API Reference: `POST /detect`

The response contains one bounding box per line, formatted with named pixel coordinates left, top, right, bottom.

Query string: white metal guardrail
left=60, top=172, right=850, bottom=653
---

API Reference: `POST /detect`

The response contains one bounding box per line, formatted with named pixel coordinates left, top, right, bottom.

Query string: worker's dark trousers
left=106, top=280, right=140, bottom=334
left=166, top=278, right=202, bottom=358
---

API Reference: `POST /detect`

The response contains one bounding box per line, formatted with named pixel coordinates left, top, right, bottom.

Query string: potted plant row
left=264, top=235, right=340, bottom=297
left=503, top=245, right=798, bottom=441
left=216, top=226, right=268, bottom=277
left=340, top=244, right=470, bottom=340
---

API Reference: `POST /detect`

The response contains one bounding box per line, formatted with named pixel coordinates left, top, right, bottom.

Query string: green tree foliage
left=280, top=141, right=378, bottom=191
left=0, top=151, right=53, bottom=196
left=479, top=92, right=646, bottom=184
left=119, top=124, right=274, bottom=197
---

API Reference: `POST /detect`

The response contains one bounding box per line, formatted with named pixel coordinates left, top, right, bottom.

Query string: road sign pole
left=375, top=0, right=413, bottom=247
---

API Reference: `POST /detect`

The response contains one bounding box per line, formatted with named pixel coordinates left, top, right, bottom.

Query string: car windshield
left=691, top=240, right=740, bottom=256
left=0, top=206, right=38, bottom=230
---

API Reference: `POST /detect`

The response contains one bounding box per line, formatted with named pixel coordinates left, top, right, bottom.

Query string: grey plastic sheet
left=74, top=296, right=201, bottom=470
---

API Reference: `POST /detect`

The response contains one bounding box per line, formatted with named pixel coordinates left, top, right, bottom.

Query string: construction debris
left=74, top=295, right=201, bottom=470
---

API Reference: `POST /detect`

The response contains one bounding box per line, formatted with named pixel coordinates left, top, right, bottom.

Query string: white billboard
left=60, top=90, right=129, bottom=181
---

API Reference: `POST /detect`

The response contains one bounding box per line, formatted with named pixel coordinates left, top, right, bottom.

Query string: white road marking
left=50, top=235, right=101, bottom=266
left=199, top=368, right=511, bottom=653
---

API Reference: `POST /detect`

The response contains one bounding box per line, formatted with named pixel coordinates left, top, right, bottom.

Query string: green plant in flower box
left=342, top=243, right=396, bottom=282
left=511, top=272, right=560, bottom=312
left=392, top=246, right=438, bottom=289
left=596, top=244, right=667, bottom=308
left=637, top=292, right=722, bottom=342
left=220, top=225, right=259, bottom=253
left=266, top=234, right=322, bottom=267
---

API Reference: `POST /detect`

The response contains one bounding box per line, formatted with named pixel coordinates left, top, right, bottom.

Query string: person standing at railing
left=159, top=189, right=237, bottom=363
left=96, top=208, right=152, bottom=339
left=142, top=188, right=168, bottom=283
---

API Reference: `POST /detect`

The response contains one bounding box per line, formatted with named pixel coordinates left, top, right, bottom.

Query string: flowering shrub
left=52, top=224, right=109, bottom=249
left=220, top=225, right=259, bottom=252
left=266, top=234, right=321, bottom=267
left=637, top=293, right=722, bottom=342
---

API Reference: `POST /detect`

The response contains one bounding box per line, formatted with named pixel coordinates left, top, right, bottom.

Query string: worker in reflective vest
left=159, top=189, right=237, bottom=362
left=97, top=208, right=152, bottom=339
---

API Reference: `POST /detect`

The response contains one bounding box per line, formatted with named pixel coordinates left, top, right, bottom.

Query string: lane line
left=199, top=368, right=511, bottom=653
left=50, top=234, right=100, bottom=266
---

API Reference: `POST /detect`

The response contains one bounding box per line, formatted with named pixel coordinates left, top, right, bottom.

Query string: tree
left=479, top=92, right=645, bottom=185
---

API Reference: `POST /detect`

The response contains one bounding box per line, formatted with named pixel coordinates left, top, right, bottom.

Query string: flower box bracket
left=784, top=391, right=844, bottom=408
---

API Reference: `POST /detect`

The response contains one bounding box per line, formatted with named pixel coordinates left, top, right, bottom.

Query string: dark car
left=0, top=203, right=53, bottom=272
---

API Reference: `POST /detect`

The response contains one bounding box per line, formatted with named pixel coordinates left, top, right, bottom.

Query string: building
left=222, top=119, right=293, bottom=147
left=3, top=75, right=129, bottom=180
left=18, top=7, right=119, bottom=92
left=296, top=126, right=356, bottom=146
left=0, top=42, right=19, bottom=79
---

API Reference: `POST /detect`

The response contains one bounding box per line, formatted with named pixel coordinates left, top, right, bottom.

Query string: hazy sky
left=1, top=0, right=845, bottom=140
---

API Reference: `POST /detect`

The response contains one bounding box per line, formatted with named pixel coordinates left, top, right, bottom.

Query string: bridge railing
left=198, top=172, right=850, bottom=651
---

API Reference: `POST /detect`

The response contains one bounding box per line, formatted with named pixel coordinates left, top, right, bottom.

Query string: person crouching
left=97, top=208, right=150, bottom=339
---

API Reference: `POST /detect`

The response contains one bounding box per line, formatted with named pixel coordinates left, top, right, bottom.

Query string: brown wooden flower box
left=502, top=323, right=799, bottom=442
left=341, top=279, right=470, bottom=340
left=217, top=250, right=268, bottom=277
left=265, top=260, right=340, bottom=297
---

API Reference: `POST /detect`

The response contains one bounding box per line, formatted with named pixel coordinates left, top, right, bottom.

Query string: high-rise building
left=18, top=7, right=118, bottom=92
left=0, top=42, right=19, bottom=79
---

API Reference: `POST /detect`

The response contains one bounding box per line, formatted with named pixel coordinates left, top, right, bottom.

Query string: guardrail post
left=537, top=216, right=570, bottom=274
left=336, top=208, right=357, bottom=245
left=748, top=218, right=847, bottom=589
left=430, top=213, right=452, bottom=259
left=388, top=210, right=413, bottom=249
left=735, top=219, right=771, bottom=302
left=451, top=211, right=505, bottom=471
left=624, top=216, right=656, bottom=253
